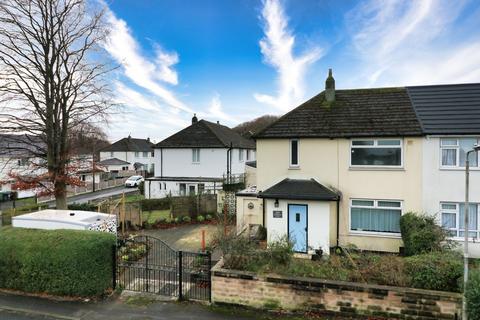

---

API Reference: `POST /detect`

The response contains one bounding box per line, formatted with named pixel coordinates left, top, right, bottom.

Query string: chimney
left=325, top=68, right=335, bottom=103
left=217, top=121, right=220, bottom=124
left=146, top=137, right=150, bottom=143
left=192, top=113, right=198, bottom=124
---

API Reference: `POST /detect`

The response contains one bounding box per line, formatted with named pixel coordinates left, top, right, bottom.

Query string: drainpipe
left=336, top=199, right=340, bottom=247
left=262, top=197, right=266, bottom=227
left=160, top=148, right=163, bottom=178
left=226, top=143, right=233, bottom=183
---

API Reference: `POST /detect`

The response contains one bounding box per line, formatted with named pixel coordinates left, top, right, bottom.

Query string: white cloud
left=103, top=8, right=191, bottom=113
left=200, top=93, right=238, bottom=124
left=254, top=0, right=323, bottom=111
left=347, top=0, right=480, bottom=87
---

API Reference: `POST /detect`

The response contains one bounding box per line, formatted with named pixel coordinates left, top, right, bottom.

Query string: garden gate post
left=178, top=251, right=183, bottom=300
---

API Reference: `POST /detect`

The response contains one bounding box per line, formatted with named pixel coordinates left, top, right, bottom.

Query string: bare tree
left=0, top=0, right=113, bottom=208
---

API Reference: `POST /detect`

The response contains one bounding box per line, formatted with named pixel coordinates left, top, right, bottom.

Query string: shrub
left=68, top=202, right=96, bottom=211
left=405, top=251, right=463, bottom=292
left=140, top=198, right=170, bottom=211
left=467, top=269, right=480, bottom=320
left=400, top=212, right=448, bottom=256
left=138, top=181, right=145, bottom=195
left=173, top=217, right=180, bottom=223
left=0, top=228, right=115, bottom=297
left=205, top=214, right=213, bottom=221
left=211, top=227, right=258, bottom=270
left=266, top=236, right=294, bottom=266
left=196, top=215, right=205, bottom=222
left=182, top=216, right=191, bottom=223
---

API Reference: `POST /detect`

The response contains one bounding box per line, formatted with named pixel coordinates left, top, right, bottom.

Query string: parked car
left=125, top=176, right=144, bottom=188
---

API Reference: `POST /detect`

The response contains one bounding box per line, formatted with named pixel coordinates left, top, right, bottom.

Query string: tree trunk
left=55, top=181, right=68, bottom=209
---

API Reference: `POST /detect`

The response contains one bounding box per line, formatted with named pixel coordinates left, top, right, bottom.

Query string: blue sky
left=103, top=0, right=480, bottom=141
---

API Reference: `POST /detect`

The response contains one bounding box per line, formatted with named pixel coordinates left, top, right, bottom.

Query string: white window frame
left=192, top=148, right=200, bottom=163
left=349, top=198, right=403, bottom=237
left=134, top=151, right=140, bottom=157
left=246, top=149, right=251, bottom=161
left=440, top=202, right=480, bottom=240
left=143, top=151, right=148, bottom=158
left=440, top=137, right=480, bottom=169
left=239, top=149, right=244, bottom=162
left=350, top=138, right=403, bottom=168
left=289, top=139, right=299, bottom=168
left=110, top=151, right=114, bottom=157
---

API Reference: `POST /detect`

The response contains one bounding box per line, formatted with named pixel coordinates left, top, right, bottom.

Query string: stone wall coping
left=211, top=259, right=463, bottom=300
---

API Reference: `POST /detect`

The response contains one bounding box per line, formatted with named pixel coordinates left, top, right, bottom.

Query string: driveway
left=140, top=224, right=220, bottom=257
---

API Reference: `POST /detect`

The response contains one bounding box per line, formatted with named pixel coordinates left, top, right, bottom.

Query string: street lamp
left=463, top=144, right=480, bottom=320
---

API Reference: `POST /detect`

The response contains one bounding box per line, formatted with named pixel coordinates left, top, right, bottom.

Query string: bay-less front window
left=351, top=139, right=402, bottom=167
left=440, top=138, right=479, bottom=168
left=441, top=202, right=479, bottom=239
left=350, top=199, right=402, bottom=234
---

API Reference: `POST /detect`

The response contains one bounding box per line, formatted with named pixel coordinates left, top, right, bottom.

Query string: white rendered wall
left=145, top=179, right=221, bottom=199
left=422, top=136, right=480, bottom=257
left=100, top=151, right=154, bottom=171
left=264, top=198, right=331, bottom=255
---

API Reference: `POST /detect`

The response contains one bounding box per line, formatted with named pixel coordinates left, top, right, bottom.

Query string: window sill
left=440, top=167, right=480, bottom=171
left=349, top=231, right=402, bottom=239
left=349, top=166, right=405, bottom=171
left=288, top=166, right=300, bottom=170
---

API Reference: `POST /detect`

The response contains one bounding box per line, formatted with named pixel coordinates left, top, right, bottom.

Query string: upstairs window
left=351, top=139, right=402, bottom=167
left=134, top=151, right=139, bottom=157
left=290, top=139, right=299, bottom=167
left=440, top=138, right=479, bottom=168
left=110, top=151, right=114, bottom=157
left=143, top=151, right=148, bottom=157
left=239, top=149, right=244, bottom=161
left=192, top=148, right=200, bottom=163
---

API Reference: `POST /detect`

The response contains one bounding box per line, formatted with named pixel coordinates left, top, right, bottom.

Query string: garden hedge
left=0, top=228, right=115, bottom=297
left=467, top=269, right=480, bottom=320
left=399, top=212, right=447, bottom=256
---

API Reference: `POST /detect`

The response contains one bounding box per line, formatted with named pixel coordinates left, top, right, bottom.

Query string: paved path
left=43, top=186, right=138, bottom=207
left=0, top=292, right=259, bottom=320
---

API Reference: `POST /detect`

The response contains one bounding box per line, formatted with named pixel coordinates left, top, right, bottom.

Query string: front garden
left=213, top=212, right=480, bottom=319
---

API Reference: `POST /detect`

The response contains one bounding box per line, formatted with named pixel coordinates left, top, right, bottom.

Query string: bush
left=400, top=212, right=448, bottom=256
left=467, top=269, right=480, bottom=320
left=140, top=198, right=170, bottom=211
left=196, top=215, right=205, bottom=222
left=205, top=214, right=213, bottom=221
left=405, top=251, right=463, bottom=292
left=138, top=181, right=144, bottom=195
left=68, top=202, right=96, bottom=211
left=0, top=228, right=115, bottom=297
left=266, top=236, right=294, bottom=266
left=182, top=216, right=191, bottom=223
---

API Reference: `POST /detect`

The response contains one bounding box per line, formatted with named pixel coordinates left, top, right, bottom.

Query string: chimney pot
left=325, top=68, right=335, bottom=103
left=192, top=113, right=198, bottom=124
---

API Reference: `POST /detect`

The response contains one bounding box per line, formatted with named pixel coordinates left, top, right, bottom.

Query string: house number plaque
left=273, top=210, right=282, bottom=218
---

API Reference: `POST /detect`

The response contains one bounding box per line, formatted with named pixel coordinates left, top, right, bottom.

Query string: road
left=44, top=186, right=139, bottom=207
left=0, top=292, right=267, bottom=320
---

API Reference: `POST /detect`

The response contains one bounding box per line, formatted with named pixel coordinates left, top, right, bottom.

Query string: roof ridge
left=198, top=120, right=229, bottom=147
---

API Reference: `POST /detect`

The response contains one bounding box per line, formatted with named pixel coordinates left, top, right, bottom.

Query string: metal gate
left=116, top=235, right=211, bottom=301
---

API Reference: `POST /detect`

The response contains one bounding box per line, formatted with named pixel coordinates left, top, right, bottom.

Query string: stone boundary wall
left=211, top=260, right=462, bottom=319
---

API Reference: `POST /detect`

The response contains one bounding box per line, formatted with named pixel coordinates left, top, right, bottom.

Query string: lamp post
left=463, top=145, right=480, bottom=320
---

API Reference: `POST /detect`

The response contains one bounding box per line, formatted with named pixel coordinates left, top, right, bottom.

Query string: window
left=351, top=139, right=402, bottom=167
left=198, top=184, right=205, bottom=194
left=17, top=158, right=28, bottom=166
left=151, top=151, right=154, bottom=157
left=134, top=152, right=139, bottom=157
left=440, top=138, right=479, bottom=168
left=350, top=199, right=402, bottom=234
left=110, top=151, right=114, bottom=157
left=290, top=139, right=299, bottom=167
left=189, top=185, right=196, bottom=195
left=150, top=163, right=155, bottom=174
left=179, top=183, right=186, bottom=196
left=441, top=202, right=479, bottom=239
left=192, top=148, right=200, bottom=163
left=122, top=166, right=128, bottom=171
left=143, top=151, right=148, bottom=158
left=239, top=149, right=244, bottom=161
left=246, top=150, right=251, bottom=161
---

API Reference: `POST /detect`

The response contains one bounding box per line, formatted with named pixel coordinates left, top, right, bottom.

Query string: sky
left=102, top=0, right=480, bottom=142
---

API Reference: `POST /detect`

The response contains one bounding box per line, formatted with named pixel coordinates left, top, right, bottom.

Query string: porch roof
left=258, top=178, right=339, bottom=201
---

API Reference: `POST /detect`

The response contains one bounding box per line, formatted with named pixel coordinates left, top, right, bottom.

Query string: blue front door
left=288, top=204, right=307, bottom=252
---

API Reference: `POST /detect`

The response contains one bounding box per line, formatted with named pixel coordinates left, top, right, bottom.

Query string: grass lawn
left=142, top=209, right=171, bottom=224
left=124, top=194, right=145, bottom=203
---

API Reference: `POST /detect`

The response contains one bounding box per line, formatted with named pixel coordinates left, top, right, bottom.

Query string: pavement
left=0, top=291, right=261, bottom=320
left=43, top=186, right=138, bottom=207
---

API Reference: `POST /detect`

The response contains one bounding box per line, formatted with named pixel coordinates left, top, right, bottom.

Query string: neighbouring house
left=145, top=115, right=256, bottom=198
left=237, top=69, right=480, bottom=257
left=0, top=134, right=45, bottom=200
left=99, top=136, right=155, bottom=177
